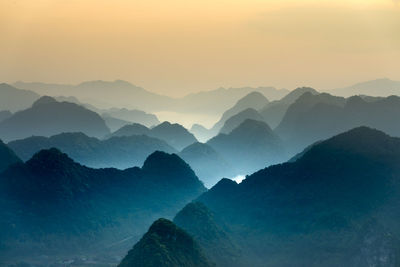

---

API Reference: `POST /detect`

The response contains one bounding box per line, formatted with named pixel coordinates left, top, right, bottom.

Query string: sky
left=0, top=0, right=399, bottom=97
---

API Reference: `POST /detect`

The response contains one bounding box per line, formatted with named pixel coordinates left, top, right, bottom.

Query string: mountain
left=102, top=108, right=160, bottom=127
left=108, top=122, right=197, bottom=151
left=184, top=127, right=400, bottom=266
left=179, top=143, right=234, bottom=188
left=219, top=108, right=266, bottom=134
left=102, top=114, right=132, bottom=132
left=210, top=92, right=269, bottom=134
left=14, top=80, right=171, bottom=111
left=0, top=83, right=40, bottom=112
left=15, top=80, right=288, bottom=115
left=0, top=110, right=12, bottom=123
left=149, top=122, right=197, bottom=151
left=260, top=87, right=319, bottom=128
left=118, top=218, right=214, bottom=267
left=276, top=92, right=400, bottom=155
left=174, top=202, right=241, bottom=266
left=207, top=119, right=285, bottom=175
left=190, top=124, right=211, bottom=143
left=330, top=78, right=400, bottom=97
left=109, top=123, right=151, bottom=138
left=0, top=140, right=21, bottom=172
left=8, top=132, right=177, bottom=169
left=0, top=149, right=206, bottom=264
left=0, top=96, right=110, bottom=142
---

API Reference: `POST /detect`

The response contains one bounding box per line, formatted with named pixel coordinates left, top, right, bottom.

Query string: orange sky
left=0, top=0, right=399, bottom=96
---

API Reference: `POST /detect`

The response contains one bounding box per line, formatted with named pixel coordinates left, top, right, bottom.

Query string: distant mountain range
left=0, top=96, right=110, bottom=142
left=329, top=78, right=400, bottom=97
left=0, top=149, right=206, bottom=263
left=13, top=80, right=288, bottom=115
left=174, top=127, right=400, bottom=266
left=0, top=83, right=39, bottom=112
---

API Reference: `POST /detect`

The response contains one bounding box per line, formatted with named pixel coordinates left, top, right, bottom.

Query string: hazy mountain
left=0, top=149, right=206, bottom=264
left=0, top=83, right=39, bottom=112
left=276, top=92, right=400, bottom=155
left=0, top=140, right=21, bottom=172
left=179, top=142, right=234, bottom=188
left=174, top=202, right=241, bottom=266
left=14, top=80, right=171, bottom=111
left=102, top=108, right=160, bottom=127
left=0, top=96, right=110, bottom=142
left=219, top=108, right=266, bottom=134
left=119, top=218, right=214, bottom=267
left=102, top=115, right=132, bottom=132
left=14, top=80, right=288, bottom=115
left=190, top=124, right=211, bottom=143
left=0, top=110, right=12, bottom=123
left=330, top=78, right=400, bottom=97
left=260, top=87, right=319, bottom=128
left=184, top=127, right=400, bottom=266
left=210, top=92, right=269, bottom=134
left=149, top=122, right=197, bottom=151
left=207, top=119, right=285, bottom=175
left=8, top=132, right=177, bottom=169
left=110, top=123, right=151, bottom=138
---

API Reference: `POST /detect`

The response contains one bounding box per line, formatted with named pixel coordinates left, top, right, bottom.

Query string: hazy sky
left=1, top=0, right=399, bottom=96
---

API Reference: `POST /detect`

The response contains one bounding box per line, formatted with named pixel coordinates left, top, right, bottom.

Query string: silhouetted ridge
left=118, top=218, right=214, bottom=267
left=142, top=152, right=196, bottom=181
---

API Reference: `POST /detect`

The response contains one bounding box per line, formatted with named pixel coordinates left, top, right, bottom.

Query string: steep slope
left=179, top=143, right=234, bottom=187
left=207, top=119, right=285, bottom=175
left=0, top=96, right=110, bottom=142
left=191, top=127, right=400, bottom=266
left=0, top=149, right=206, bottom=264
left=219, top=108, right=266, bottom=134
left=149, top=122, right=197, bottom=150
left=102, top=115, right=131, bottom=132
left=276, top=92, right=400, bottom=155
left=190, top=124, right=211, bottom=143
left=210, top=92, right=269, bottom=134
left=0, top=140, right=21, bottom=172
left=8, top=132, right=176, bottom=169
left=118, top=218, right=214, bottom=267
left=0, top=110, right=12, bottom=123
left=260, top=87, right=318, bottom=128
left=174, top=202, right=241, bottom=266
left=0, top=83, right=39, bottom=112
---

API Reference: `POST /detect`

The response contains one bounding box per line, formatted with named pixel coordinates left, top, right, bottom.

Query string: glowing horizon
left=1, top=0, right=399, bottom=96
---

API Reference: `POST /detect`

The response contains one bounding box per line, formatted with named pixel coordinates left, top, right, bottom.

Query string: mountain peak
left=118, top=218, right=214, bottom=267
left=26, top=148, right=77, bottom=170
left=32, top=96, right=57, bottom=107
